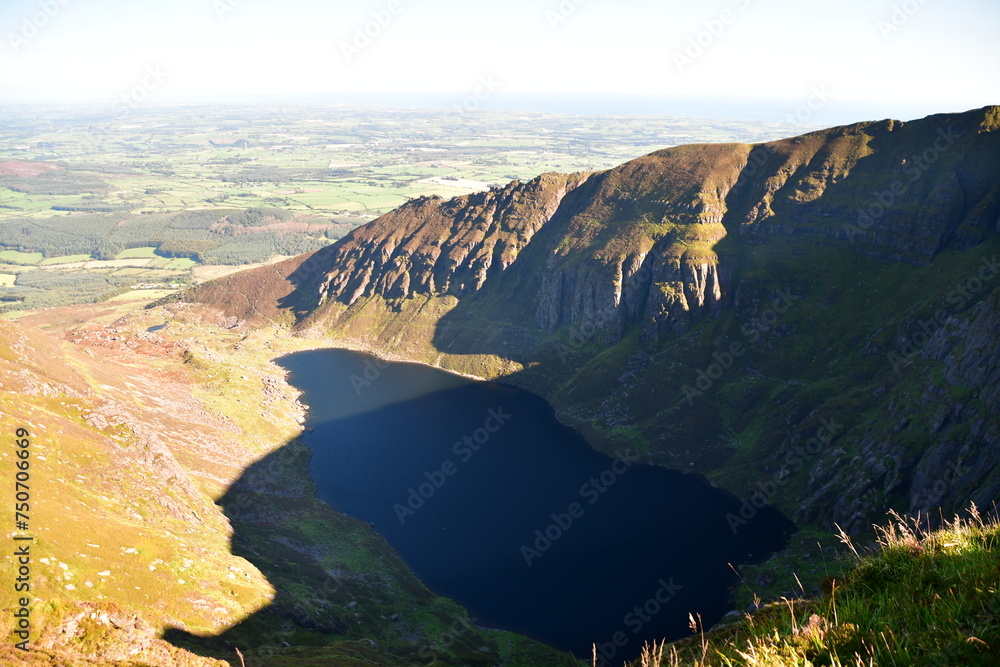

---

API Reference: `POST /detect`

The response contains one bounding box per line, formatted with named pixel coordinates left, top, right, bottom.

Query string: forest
left=0, top=208, right=350, bottom=265
left=0, top=270, right=130, bottom=311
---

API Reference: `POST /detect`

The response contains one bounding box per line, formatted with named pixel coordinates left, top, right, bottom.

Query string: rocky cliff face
left=722, top=109, right=1000, bottom=261
left=285, top=142, right=750, bottom=341
left=271, top=108, right=1000, bottom=343
left=182, top=106, right=1000, bottom=533
left=526, top=143, right=743, bottom=342
left=311, top=172, right=590, bottom=307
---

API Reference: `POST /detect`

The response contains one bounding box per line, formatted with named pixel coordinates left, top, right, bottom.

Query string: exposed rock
left=180, top=106, right=1000, bottom=533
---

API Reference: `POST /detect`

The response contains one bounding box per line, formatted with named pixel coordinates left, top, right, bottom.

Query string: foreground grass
left=623, top=506, right=1000, bottom=667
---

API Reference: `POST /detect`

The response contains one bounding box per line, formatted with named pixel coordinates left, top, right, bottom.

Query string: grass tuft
left=622, top=505, right=1000, bottom=666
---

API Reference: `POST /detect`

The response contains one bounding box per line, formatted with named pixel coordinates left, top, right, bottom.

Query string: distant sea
left=304, top=92, right=860, bottom=121
left=320, top=93, right=958, bottom=127
left=27, top=92, right=954, bottom=128
left=261, top=93, right=953, bottom=126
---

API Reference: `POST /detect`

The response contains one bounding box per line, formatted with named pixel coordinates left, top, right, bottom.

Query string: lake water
left=276, top=348, right=794, bottom=663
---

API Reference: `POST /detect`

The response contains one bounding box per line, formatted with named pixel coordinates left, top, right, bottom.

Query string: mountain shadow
left=163, top=348, right=794, bottom=666
left=161, top=430, right=582, bottom=666
left=172, top=107, right=1000, bottom=598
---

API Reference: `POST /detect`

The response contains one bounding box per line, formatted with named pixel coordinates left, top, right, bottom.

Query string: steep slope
left=298, top=142, right=750, bottom=342
left=0, top=311, right=575, bottom=666
left=0, top=318, right=259, bottom=666
left=636, top=509, right=1000, bottom=666
left=312, top=171, right=590, bottom=308
left=182, top=171, right=590, bottom=328
left=176, top=106, right=1000, bottom=535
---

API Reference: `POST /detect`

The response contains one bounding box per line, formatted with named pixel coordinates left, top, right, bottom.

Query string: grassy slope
left=0, top=305, right=578, bottom=666
left=273, top=175, right=998, bottom=538
left=160, top=107, right=999, bottom=663
left=628, top=507, right=999, bottom=666
left=447, top=218, right=1000, bottom=611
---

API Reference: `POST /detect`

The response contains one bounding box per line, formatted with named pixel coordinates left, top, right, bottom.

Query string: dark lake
left=276, top=348, right=794, bottom=664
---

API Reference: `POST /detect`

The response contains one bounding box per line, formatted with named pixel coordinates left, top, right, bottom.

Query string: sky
left=0, top=0, right=997, bottom=123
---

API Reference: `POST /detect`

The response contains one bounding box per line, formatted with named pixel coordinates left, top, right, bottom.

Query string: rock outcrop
left=312, top=172, right=589, bottom=306
left=181, top=106, right=1000, bottom=533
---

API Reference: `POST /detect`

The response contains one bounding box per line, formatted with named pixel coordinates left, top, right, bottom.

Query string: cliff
left=179, top=106, right=1000, bottom=534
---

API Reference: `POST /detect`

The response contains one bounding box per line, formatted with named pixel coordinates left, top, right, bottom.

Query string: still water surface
left=276, top=348, right=793, bottom=661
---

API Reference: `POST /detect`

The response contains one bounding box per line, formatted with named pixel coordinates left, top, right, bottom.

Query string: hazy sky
left=0, top=0, right=997, bottom=121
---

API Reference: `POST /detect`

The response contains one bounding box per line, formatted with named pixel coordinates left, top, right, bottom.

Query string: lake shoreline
left=276, top=347, right=796, bottom=659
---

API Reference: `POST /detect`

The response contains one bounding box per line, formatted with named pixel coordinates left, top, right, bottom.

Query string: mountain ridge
left=4, top=105, right=998, bottom=666
left=174, top=105, right=1000, bottom=535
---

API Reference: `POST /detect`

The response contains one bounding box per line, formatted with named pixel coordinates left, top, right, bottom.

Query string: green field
left=0, top=104, right=818, bottom=313
left=0, top=105, right=811, bottom=223
left=0, top=250, right=43, bottom=264
left=39, top=254, right=92, bottom=265
left=163, top=258, right=197, bottom=270
left=0, top=273, right=15, bottom=286
left=116, top=247, right=160, bottom=259
left=0, top=263, right=32, bottom=273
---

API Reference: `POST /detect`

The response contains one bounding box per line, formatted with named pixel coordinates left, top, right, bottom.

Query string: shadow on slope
left=165, top=348, right=795, bottom=665
left=161, top=433, right=542, bottom=667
